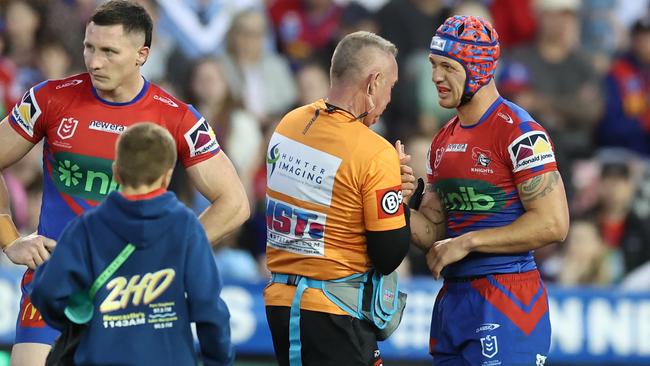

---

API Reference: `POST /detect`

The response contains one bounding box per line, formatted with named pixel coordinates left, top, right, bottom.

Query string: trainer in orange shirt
left=264, top=31, right=411, bottom=366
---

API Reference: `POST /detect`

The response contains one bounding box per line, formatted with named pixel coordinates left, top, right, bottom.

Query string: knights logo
left=472, top=147, right=491, bottom=167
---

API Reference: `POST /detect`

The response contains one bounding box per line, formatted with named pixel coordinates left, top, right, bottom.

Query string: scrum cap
left=430, top=15, right=500, bottom=100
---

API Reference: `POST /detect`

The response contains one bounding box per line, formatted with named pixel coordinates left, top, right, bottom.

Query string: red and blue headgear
left=430, top=15, right=500, bottom=102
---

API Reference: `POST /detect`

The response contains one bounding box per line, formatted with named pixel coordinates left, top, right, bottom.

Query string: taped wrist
left=0, top=214, right=20, bottom=250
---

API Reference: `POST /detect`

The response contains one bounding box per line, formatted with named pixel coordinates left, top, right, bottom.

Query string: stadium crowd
left=0, top=0, right=649, bottom=289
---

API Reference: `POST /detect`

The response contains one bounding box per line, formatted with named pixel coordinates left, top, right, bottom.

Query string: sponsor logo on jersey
left=445, top=143, right=467, bottom=152
left=19, top=297, right=45, bottom=328
left=57, top=117, right=79, bottom=140
left=267, top=143, right=281, bottom=177
left=434, top=147, right=445, bottom=169
left=11, top=88, right=41, bottom=137
left=55, top=79, right=83, bottom=89
left=53, top=152, right=119, bottom=201
left=476, top=323, right=501, bottom=333
left=266, top=196, right=326, bottom=256
left=375, top=186, right=404, bottom=219
left=480, top=335, right=498, bottom=358
left=536, top=354, right=547, bottom=366
left=89, top=120, right=126, bottom=135
left=435, top=179, right=506, bottom=213
left=471, top=147, right=494, bottom=174
left=153, top=94, right=178, bottom=108
left=508, top=131, right=555, bottom=172
left=184, top=118, right=219, bottom=157
left=266, top=133, right=342, bottom=207
left=498, top=112, right=513, bottom=124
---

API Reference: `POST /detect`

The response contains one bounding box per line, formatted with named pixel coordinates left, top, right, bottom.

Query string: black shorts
left=266, top=306, right=382, bottom=366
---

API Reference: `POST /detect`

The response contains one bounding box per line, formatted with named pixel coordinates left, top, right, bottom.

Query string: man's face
left=429, top=54, right=466, bottom=109
left=83, top=22, right=147, bottom=93
left=363, top=55, right=398, bottom=126
left=633, top=32, right=650, bottom=65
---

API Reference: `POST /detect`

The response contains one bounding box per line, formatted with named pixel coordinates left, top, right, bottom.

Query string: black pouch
left=45, top=323, right=87, bottom=366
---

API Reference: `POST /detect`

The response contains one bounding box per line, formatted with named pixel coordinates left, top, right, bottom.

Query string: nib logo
left=58, top=160, right=82, bottom=187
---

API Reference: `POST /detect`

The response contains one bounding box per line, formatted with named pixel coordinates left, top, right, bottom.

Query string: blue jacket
left=31, top=190, right=234, bottom=366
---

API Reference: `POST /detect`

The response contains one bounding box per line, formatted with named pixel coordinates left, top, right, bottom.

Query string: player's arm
left=426, top=171, right=569, bottom=279
left=408, top=184, right=447, bottom=252
left=186, top=151, right=250, bottom=246
left=0, top=117, right=56, bottom=268
left=466, top=170, right=569, bottom=252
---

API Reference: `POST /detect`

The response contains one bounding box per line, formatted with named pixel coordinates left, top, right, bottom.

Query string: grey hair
left=330, top=31, right=397, bottom=83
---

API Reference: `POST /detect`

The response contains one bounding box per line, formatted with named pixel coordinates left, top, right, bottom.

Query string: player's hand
left=395, top=140, right=415, bottom=201
left=426, top=234, right=472, bottom=280
left=3, top=234, right=56, bottom=270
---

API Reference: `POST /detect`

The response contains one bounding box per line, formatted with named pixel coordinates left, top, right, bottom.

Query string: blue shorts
left=430, top=270, right=550, bottom=366
left=15, top=270, right=60, bottom=345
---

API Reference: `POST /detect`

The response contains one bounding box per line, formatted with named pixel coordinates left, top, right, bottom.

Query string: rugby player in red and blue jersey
left=0, top=1, right=249, bottom=365
left=404, top=15, right=570, bottom=365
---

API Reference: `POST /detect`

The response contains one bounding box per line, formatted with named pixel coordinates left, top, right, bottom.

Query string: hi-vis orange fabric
left=264, top=99, right=406, bottom=314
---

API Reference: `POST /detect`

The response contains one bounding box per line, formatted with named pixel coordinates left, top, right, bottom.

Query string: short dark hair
left=90, top=0, right=153, bottom=48
left=116, top=123, right=176, bottom=188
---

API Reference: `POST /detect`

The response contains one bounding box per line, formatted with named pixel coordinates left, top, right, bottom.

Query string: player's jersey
left=8, top=73, right=220, bottom=242
left=264, top=99, right=406, bottom=314
left=427, top=96, right=557, bottom=277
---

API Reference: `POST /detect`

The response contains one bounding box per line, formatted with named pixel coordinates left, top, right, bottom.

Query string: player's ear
left=136, top=46, right=150, bottom=67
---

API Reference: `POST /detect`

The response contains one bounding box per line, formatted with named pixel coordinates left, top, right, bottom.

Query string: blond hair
left=330, top=31, right=397, bottom=83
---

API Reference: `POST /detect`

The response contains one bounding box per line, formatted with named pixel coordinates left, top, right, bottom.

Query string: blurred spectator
left=4, top=0, right=45, bottom=91
left=488, top=0, right=537, bottom=49
left=43, top=0, right=96, bottom=72
left=0, top=30, right=20, bottom=117
left=294, top=60, right=329, bottom=106
left=136, top=0, right=175, bottom=83
left=597, top=17, right=650, bottom=155
left=158, top=0, right=264, bottom=89
left=557, top=218, right=610, bottom=285
left=157, top=0, right=260, bottom=58
left=580, top=0, right=621, bottom=73
left=37, top=37, right=73, bottom=80
left=376, top=0, right=449, bottom=141
left=309, top=2, right=380, bottom=70
left=220, top=9, right=297, bottom=127
left=187, top=57, right=262, bottom=200
left=268, top=0, right=343, bottom=66
left=584, top=155, right=650, bottom=280
left=506, top=0, right=602, bottom=193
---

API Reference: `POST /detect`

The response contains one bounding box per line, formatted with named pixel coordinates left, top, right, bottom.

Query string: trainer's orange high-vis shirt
left=264, top=99, right=406, bottom=314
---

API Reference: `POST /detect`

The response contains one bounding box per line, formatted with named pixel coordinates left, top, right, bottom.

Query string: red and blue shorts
left=430, top=270, right=550, bottom=365
left=15, top=269, right=59, bottom=345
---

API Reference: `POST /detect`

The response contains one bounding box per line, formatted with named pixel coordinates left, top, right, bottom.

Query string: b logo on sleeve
left=376, top=186, right=404, bottom=219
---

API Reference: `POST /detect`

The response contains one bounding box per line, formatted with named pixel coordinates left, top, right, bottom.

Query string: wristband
left=0, top=214, right=20, bottom=250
